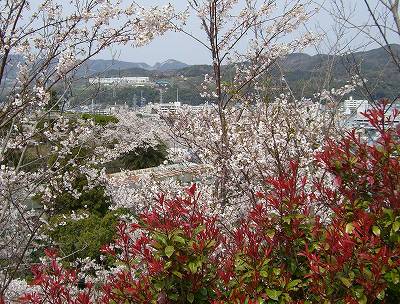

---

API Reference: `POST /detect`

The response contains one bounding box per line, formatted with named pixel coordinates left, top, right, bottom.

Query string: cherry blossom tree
left=0, top=0, right=184, bottom=297
left=105, top=0, right=366, bottom=223
left=153, top=0, right=356, bottom=219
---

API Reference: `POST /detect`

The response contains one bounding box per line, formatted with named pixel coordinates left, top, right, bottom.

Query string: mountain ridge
left=93, top=44, right=400, bottom=77
left=4, top=45, right=400, bottom=100
left=82, top=58, right=189, bottom=74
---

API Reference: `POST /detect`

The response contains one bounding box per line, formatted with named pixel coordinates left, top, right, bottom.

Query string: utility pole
left=113, top=85, right=116, bottom=106
left=176, top=87, right=179, bottom=103
left=133, top=93, right=137, bottom=108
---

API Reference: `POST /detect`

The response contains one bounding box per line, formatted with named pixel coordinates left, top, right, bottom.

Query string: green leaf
left=346, top=222, right=355, bottom=234
left=172, top=235, right=186, bottom=244
left=234, top=256, right=246, bottom=271
left=393, top=221, right=400, bottom=232
left=358, top=294, right=367, bottom=304
left=286, top=279, right=302, bottom=290
left=187, top=293, right=194, bottom=303
left=383, top=208, right=394, bottom=220
left=154, top=281, right=164, bottom=291
left=390, top=270, right=400, bottom=284
left=372, top=226, right=381, bottom=236
left=242, top=270, right=253, bottom=279
left=168, top=293, right=179, bottom=301
left=260, top=270, right=269, bottom=278
left=195, top=259, right=203, bottom=269
left=206, top=239, right=216, bottom=249
left=188, top=262, right=197, bottom=273
left=362, top=267, right=372, bottom=279
left=154, top=233, right=168, bottom=245
left=377, top=290, right=385, bottom=300
left=172, top=271, right=183, bottom=278
left=194, top=225, right=205, bottom=235
left=165, top=246, right=174, bottom=258
left=353, top=286, right=364, bottom=299
left=283, top=216, right=291, bottom=224
left=200, top=287, right=208, bottom=296
left=339, top=276, right=352, bottom=288
left=258, top=298, right=265, bottom=304
left=266, top=229, right=275, bottom=238
left=266, top=289, right=282, bottom=301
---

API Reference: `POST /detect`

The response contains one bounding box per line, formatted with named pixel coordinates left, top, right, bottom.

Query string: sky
left=101, top=0, right=210, bottom=65
left=90, top=0, right=399, bottom=65
left=31, top=0, right=400, bottom=65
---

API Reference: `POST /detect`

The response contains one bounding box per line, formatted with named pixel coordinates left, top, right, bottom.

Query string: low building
left=342, top=96, right=369, bottom=115
left=155, top=80, right=170, bottom=87
left=141, top=102, right=213, bottom=115
left=341, top=97, right=399, bottom=131
left=89, top=77, right=151, bottom=87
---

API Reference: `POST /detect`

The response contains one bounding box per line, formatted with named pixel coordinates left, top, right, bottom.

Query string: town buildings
left=88, top=76, right=151, bottom=87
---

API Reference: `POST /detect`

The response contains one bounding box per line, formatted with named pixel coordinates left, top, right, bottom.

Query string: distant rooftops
left=89, top=76, right=151, bottom=86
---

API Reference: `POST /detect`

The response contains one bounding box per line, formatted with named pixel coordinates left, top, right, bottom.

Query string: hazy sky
left=101, top=0, right=211, bottom=65
left=94, top=0, right=396, bottom=65
left=44, top=0, right=396, bottom=64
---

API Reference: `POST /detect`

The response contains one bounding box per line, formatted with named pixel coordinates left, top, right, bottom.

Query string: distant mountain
left=279, top=44, right=400, bottom=74
left=81, top=60, right=152, bottom=74
left=3, top=57, right=189, bottom=79
left=3, top=54, right=23, bottom=79
left=152, top=59, right=189, bottom=71
left=4, top=45, right=399, bottom=99
left=275, top=45, right=400, bottom=98
left=3, top=57, right=153, bottom=79
left=83, top=58, right=188, bottom=75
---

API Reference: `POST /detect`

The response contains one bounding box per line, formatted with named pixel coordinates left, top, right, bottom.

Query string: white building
left=141, top=102, right=181, bottom=114
left=342, top=96, right=369, bottom=115
left=142, top=102, right=213, bottom=115
left=89, top=76, right=151, bottom=87
left=342, top=96, right=399, bottom=130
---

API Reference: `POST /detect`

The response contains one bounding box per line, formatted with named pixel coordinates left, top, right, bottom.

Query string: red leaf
left=186, top=183, right=197, bottom=196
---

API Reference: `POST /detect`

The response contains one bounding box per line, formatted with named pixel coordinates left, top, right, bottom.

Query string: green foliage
left=121, top=144, right=168, bottom=170
left=47, top=211, right=119, bottom=262
left=45, top=141, right=168, bottom=261
left=53, top=177, right=110, bottom=216
left=81, top=113, right=119, bottom=125
left=105, top=143, right=168, bottom=173
left=45, top=174, right=117, bottom=262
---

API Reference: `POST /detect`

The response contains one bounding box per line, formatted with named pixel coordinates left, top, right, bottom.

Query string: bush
left=47, top=211, right=120, bottom=262
left=105, top=143, right=168, bottom=173
left=45, top=175, right=115, bottom=262
left=81, top=113, right=119, bottom=125
left=52, top=175, right=110, bottom=216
